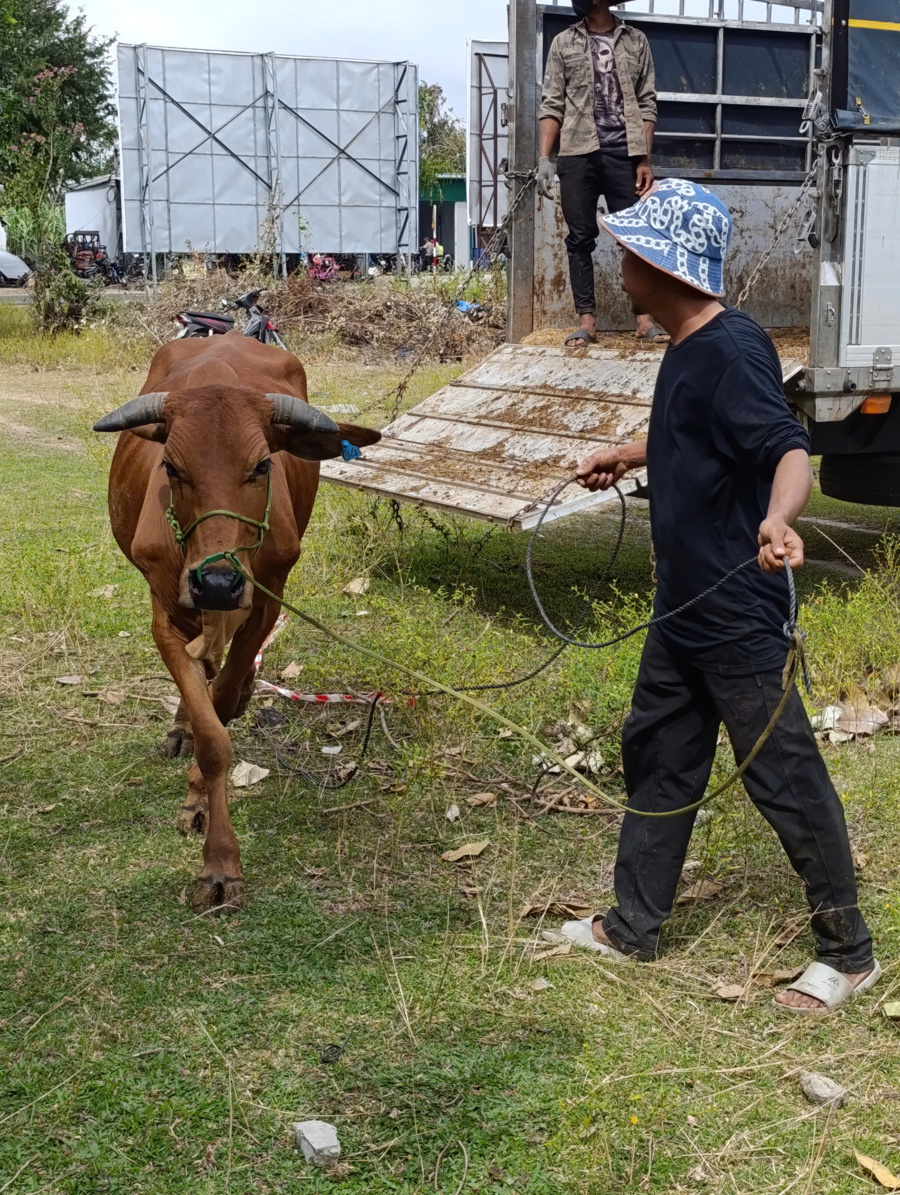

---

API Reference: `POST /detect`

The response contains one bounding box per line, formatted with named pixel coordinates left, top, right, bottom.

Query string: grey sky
left=68, top=0, right=509, bottom=119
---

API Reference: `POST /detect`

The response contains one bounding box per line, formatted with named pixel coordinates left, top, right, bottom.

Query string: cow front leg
left=164, top=661, right=217, bottom=760
left=152, top=607, right=245, bottom=911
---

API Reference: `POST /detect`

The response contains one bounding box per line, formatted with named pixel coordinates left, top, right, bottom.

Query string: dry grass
left=4, top=312, right=900, bottom=1192
left=94, top=266, right=508, bottom=363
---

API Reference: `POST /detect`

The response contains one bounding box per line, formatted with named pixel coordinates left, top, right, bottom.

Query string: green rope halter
left=165, top=470, right=273, bottom=579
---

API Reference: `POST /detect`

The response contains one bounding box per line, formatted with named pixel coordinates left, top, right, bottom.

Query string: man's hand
left=635, top=158, right=654, bottom=197
left=536, top=156, right=556, bottom=200
left=576, top=447, right=630, bottom=491
left=758, top=518, right=804, bottom=572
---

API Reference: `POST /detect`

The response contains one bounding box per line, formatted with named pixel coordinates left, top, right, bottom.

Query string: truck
left=321, top=0, right=900, bottom=524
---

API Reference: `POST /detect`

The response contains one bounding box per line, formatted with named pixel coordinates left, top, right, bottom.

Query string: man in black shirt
left=558, top=180, right=878, bottom=1013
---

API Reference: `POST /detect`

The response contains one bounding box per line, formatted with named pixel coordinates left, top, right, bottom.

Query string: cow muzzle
left=187, top=567, right=248, bottom=612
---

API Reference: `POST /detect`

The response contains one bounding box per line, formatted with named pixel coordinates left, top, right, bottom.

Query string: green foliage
left=0, top=0, right=115, bottom=198
left=29, top=243, right=99, bottom=333
left=418, top=80, right=466, bottom=199
left=0, top=196, right=63, bottom=260
left=800, top=537, right=900, bottom=701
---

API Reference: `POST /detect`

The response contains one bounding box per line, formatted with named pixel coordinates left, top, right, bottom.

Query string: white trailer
left=63, top=174, right=121, bottom=256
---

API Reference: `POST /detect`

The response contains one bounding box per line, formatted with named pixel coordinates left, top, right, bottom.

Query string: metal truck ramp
left=320, top=342, right=804, bottom=531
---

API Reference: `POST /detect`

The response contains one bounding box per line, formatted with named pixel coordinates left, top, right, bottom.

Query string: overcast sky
left=67, top=0, right=509, bottom=119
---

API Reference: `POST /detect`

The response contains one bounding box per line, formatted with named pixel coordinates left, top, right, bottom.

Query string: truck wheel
left=819, top=453, right=900, bottom=507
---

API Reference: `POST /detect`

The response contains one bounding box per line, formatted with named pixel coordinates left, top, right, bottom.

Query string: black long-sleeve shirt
left=647, top=307, right=811, bottom=675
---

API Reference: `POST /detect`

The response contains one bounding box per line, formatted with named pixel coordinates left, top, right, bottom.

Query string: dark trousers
left=602, top=629, right=874, bottom=971
left=556, top=149, right=639, bottom=316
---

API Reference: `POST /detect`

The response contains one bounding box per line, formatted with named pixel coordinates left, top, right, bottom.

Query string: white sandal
left=543, top=915, right=631, bottom=962
left=774, top=958, right=881, bottom=1015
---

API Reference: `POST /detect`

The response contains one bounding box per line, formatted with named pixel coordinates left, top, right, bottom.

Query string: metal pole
left=507, top=0, right=537, bottom=343
left=714, top=26, right=724, bottom=172
left=808, top=0, right=838, bottom=372
left=264, top=52, right=285, bottom=278
left=136, top=44, right=157, bottom=293
left=393, top=62, right=414, bottom=275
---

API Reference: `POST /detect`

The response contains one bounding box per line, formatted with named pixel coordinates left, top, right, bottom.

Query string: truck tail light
left=861, top=394, right=892, bottom=414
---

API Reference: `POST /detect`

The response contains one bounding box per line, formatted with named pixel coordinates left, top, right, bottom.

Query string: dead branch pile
left=275, top=271, right=506, bottom=357
left=98, top=267, right=507, bottom=361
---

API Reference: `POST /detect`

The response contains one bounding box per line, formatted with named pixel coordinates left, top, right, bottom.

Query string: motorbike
left=308, top=254, right=339, bottom=282
left=113, top=254, right=145, bottom=289
left=174, top=289, right=286, bottom=348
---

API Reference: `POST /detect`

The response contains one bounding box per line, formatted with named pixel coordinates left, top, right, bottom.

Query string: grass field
left=5, top=309, right=900, bottom=1193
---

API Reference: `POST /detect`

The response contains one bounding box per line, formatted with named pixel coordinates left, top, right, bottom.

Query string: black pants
left=556, top=149, right=639, bottom=317
left=602, top=629, right=874, bottom=971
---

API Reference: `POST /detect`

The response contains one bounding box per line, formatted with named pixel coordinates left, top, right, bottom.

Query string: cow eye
left=250, top=459, right=271, bottom=479
left=162, top=460, right=181, bottom=482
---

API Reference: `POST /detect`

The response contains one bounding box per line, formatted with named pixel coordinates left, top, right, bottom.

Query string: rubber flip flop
left=542, top=916, right=631, bottom=962
left=640, top=324, right=669, bottom=343
left=773, top=958, right=881, bottom=1015
left=564, top=327, right=595, bottom=347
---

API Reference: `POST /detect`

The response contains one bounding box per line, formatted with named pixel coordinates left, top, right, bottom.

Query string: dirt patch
left=0, top=412, right=81, bottom=452
left=0, top=377, right=84, bottom=451
left=769, top=328, right=810, bottom=365
left=0, top=373, right=84, bottom=409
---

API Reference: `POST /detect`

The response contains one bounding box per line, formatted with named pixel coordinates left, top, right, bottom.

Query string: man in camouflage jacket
left=538, top=0, right=665, bottom=344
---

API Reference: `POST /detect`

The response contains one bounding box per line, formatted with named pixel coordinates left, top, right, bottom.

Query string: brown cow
left=94, top=332, right=380, bottom=910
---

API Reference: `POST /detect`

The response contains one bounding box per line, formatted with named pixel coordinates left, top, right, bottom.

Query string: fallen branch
left=320, top=797, right=379, bottom=815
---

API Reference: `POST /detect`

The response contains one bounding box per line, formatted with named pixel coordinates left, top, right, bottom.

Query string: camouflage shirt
left=539, top=19, right=657, bottom=158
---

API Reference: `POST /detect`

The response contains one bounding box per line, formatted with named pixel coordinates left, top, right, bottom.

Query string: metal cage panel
left=467, top=40, right=510, bottom=244
left=117, top=43, right=418, bottom=260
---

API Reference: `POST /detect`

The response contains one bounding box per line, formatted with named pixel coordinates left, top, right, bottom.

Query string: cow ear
left=266, top=422, right=381, bottom=461
left=128, top=424, right=169, bottom=443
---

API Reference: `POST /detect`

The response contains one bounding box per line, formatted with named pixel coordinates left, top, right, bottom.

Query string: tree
left=0, top=0, right=116, bottom=204
left=419, top=81, right=466, bottom=199
left=0, top=0, right=114, bottom=330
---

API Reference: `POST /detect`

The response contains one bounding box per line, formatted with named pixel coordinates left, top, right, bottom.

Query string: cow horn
left=265, top=393, right=339, bottom=434
left=93, top=392, right=168, bottom=433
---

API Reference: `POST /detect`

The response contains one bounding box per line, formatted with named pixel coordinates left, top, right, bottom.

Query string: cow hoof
left=176, top=802, right=208, bottom=837
left=190, top=873, right=245, bottom=913
left=164, top=727, right=194, bottom=758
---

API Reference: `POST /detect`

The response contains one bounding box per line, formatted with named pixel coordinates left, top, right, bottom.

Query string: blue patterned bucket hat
left=599, top=179, right=732, bottom=298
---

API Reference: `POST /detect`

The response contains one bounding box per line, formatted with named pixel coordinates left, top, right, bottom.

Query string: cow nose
left=188, top=568, right=246, bottom=611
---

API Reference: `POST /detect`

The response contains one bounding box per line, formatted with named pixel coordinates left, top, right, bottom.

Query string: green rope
left=203, top=552, right=804, bottom=820
left=166, top=471, right=273, bottom=575
left=162, top=474, right=805, bottom=819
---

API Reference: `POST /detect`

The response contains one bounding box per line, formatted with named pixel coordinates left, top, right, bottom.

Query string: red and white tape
left=253, top=611, right=393, bottom=706
left=254, top=612, right=290, bottom=669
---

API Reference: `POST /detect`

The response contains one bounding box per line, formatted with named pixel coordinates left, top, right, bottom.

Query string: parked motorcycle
left=174, top=289, right=286, bottom=348
left=113, top=254, right=145, bottom=289
left=308, top=253, right=339, bottom=282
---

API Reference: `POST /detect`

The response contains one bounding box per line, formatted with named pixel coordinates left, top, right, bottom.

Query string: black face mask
left=571, top=0, right=597, bottom=17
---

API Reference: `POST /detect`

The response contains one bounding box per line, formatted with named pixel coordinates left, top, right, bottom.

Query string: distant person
left=538, top=0, right=667, bottom=345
